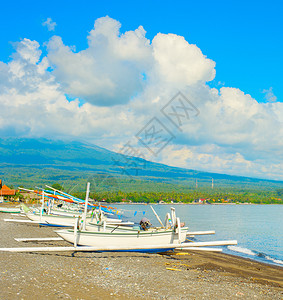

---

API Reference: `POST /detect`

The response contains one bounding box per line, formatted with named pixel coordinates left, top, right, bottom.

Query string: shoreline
left=0, top=212, right=282, bottom=299
left=3, top=200, right=280, bottom=205
left=1, top=202, right=282, bottom=268
left=113, top=202, right=282, bottom=205
left=225, top=252, right=283, bottom=268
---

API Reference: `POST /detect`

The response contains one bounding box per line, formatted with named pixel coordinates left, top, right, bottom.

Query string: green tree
left=52, top=183, right=63, bottom=191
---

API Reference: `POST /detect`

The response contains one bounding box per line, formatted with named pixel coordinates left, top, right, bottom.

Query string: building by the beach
left=0, top=179, right=16, bottom=201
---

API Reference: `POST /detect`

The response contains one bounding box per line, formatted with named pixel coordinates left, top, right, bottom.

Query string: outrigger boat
left=56, top=217, right=188, bottom=250
left=53, top=186, right=237, bottom=252
left=0, top=182, right=238, bottom=254
left=56, top=228, right=187, bottom=250
left=52, top=207, right=236, bottom=253
left=22, top=206, right=123, bottom=227
left=56, top=195, right=189, bottom=250
left=6, top=185, right=122, bottom=227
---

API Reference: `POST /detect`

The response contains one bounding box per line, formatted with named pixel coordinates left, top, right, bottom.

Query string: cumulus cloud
left=47, top=16, right=152, bottom=106
left=0, top=16, right=282, bottom=180
left=0, top=38, right=127, bottom=140
left=46, top=16, right=216, bottom=106
left=42, top=18, right=57, bottom=31
left=151, top=33, right=215, bottom=86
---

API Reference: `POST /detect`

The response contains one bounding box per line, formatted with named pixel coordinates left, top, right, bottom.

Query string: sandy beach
left=0, top=210, right=282, bottom=299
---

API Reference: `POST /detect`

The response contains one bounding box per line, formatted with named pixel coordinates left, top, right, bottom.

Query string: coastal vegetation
left=2, top=170, right=280, bottom=204
left=72, top=186, right=282, bottom=205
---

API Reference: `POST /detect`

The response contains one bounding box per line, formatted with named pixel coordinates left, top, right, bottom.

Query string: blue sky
left=0, top=1, right=282, bottom=180
left=1, top=0, right=282, bottom=102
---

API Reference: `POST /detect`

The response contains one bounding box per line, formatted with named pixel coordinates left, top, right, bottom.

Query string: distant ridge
left=0, top=138, right=282, bottom=189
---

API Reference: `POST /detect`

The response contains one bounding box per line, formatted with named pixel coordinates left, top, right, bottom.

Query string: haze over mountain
left=0, top=138, right=281, bottom=192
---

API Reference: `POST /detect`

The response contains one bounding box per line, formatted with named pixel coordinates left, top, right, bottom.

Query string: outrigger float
left=0, top=182, right=238, bottom=253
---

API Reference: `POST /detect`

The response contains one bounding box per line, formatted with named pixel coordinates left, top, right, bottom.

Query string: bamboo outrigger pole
left=150, top=205, right=164, bottom=227
left=40, top=191, right=45, bottom=223
left=0, top=240, right=237, bottom=253
left=82, top=182, right=90, bottom=231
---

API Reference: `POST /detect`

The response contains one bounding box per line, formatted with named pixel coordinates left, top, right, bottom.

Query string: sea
left=115, top=204, right=283, bottom=267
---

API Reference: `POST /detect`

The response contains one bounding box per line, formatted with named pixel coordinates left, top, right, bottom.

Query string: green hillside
left=0, top=138, right=282, bottom=203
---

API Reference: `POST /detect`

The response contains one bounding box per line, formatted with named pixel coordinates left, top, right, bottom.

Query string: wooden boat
left=56, top=224, right=188, bottom=249
left=18, top=183, right=122, bottom=227
left=56, top=203, right=188, bottom=250
left=21, top=203, right=122, bottom=227
left=1, top=184, right=238, bottom=254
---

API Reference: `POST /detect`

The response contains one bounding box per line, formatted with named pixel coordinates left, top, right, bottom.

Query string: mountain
left=0, top=138, right=282, bottom=192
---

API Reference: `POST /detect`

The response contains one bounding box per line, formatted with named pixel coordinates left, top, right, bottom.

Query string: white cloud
left=262, top=87, right=277, bottom=102
left=42, top=18, right=57, bottom=31
left=46, top=17, right=216, bottom=106
left=151, top=33, right=216, bottom=86
left=47, top=16, right=152, bottom=106
left=0, top=16, right=282, bottom=180
left=158, top=144, right=283, bottom=180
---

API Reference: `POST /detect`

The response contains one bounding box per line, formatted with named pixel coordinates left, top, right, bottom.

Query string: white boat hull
left=26, top=213, right=89, bottom=226
left=56, top=227, right=188, bottom=248
left=26, top=213, right=121, bottom=227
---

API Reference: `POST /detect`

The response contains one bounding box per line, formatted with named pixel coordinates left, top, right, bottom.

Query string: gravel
left=0, top=210, right=282, bottom=299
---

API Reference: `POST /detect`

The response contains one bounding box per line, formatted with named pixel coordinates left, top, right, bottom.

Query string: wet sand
left=0, top=210, right=282, bottom=299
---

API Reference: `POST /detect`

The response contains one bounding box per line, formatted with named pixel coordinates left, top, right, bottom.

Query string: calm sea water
left=115, top=204, right=283, bottom=266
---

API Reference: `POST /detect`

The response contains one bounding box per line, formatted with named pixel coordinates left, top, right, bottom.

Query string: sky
left=0, top=0, right=282, bottom=180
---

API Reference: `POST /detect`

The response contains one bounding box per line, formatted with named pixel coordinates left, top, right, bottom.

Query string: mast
left=82, top=182, right=90, bottom=231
